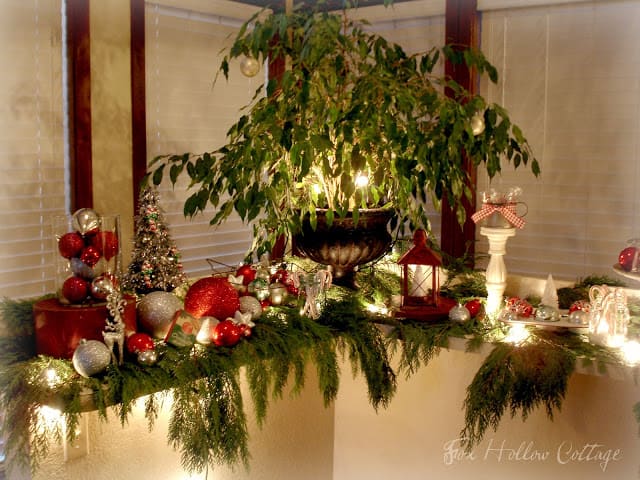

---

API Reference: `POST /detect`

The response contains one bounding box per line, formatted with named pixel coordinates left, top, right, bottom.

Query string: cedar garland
left=0, top=273, right=637, bottom=475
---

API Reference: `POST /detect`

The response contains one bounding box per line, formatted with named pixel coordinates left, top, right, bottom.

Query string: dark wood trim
left=66, top=0, right=92, bottom=210
left=130, top=0, right=147, bottom=212
left=441, top=0, right=479, bottom=264
left=268, top=34, right=288, bottom=261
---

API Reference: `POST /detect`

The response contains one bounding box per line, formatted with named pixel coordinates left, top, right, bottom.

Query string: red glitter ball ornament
left=184, top=277, right=240, bottom=319
left=235, top=264, right=257, bottom=286
left=62, top=276, right=89, bottom=303
left=89, top=230, right=119, bottom=261
left=618, top=246, right=639, bottom=272
left=80, top=246, right=102, bottom=267
left=212, top=319, right=242, bottom=347
left=126, top=333, right=155, bottom=354
left=58, top=232, right=85, bottom=259
left=464, top=299, right=482, bottom=318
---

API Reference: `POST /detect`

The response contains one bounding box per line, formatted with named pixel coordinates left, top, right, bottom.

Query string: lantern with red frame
left=396, top=229, right=456, bottom=321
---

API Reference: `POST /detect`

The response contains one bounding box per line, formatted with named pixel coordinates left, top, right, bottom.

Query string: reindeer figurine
left=103, top=283, right=126, bottom=365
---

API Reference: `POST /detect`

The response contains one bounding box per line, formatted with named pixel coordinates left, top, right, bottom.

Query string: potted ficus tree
left=146, top=4, right=539, bottom=286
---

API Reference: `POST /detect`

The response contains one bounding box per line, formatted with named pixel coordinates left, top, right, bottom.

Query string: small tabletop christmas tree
left=122, top=187, right=186, bottom=294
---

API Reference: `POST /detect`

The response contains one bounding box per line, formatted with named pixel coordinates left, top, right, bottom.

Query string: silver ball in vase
left=137, top=291, right=183, bottom=339
left=90, top=274, right=115, bottom=301
left=72, top=208, right=100, bottom=235
left=72, top=339, right=112, bottom=378
left=449, top=303, right=471, bottom=322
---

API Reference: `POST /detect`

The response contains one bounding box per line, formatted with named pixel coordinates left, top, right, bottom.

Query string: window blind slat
left=0, top=0, right=64, bottom=299
left=478, top=1, right=640, bottom=281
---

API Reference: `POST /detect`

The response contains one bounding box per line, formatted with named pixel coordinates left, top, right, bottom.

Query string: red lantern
left=396, top=229, right=455, bottom=321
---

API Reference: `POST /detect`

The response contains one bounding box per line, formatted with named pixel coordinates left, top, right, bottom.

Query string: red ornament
left=126, top=332, right=155, bottom=354
left=464, top=299, right=482, bottom=318
left=618, top=246, right=639, bottom=272
left=260, top=299, right=271, bottom=308
left=271, top=268, right=288, bottom=284
left=212, top=319, right=242, bottom=347
left=184, top=277, right=240, bottom=319
left=236, top=264, right=257, bottom=286
left=89, top=230, right=119, bottom=261
left=238, top=323, right=252, bottom=338
left=80, top=246, right=101, bottom=267
left=506, top=297, right=533, bottom=317
left=62, top=276, right=89, bottom=303
left=569, top=300, right=591, bottom=314
left=58, top=232, right=85, bottom=259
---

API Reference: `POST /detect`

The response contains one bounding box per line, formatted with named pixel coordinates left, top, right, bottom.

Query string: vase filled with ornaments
left=34, top=209, right=137, bottom=359
left=53, top=209, right=122, bottom=305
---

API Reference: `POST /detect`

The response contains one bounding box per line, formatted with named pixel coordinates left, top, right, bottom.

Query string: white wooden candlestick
left=481, top=226, right=516, bottom=319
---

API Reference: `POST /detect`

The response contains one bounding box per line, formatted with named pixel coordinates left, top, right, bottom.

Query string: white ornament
left=228, top=274, right=245, bottom=292
left=239, top=295, right=262, bottom=320
left=540, top=274, right=559, bottom=309
left=240, top=57, right=260, bottom=77
left=470, top=112, right=485, bottom=136
left=234, top=310, right=254, bottom=328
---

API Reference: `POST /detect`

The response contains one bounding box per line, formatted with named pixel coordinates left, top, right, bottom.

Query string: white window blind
left=477, top=0, right=640, bottom=281
left=145, top=2, right=263, bottom=277
left=0, top=0, right=65, bottom=299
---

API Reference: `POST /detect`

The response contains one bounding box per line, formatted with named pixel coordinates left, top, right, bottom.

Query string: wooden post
left=441, top=0, right=479, bottom=264
left=66, top=0, right=92, bottom=210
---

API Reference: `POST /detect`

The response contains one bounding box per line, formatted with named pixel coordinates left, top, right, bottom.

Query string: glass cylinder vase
left=52, top=210, right=122, bottom=305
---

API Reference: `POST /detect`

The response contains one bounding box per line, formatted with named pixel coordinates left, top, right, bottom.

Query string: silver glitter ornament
left=449, top=303, right=471, bottom=322
left=72, top=208, right=100, bottom=235
left=72, top=339, right=112, bottom=378
left=137, top=349, right=158, bottom=366
left=137, top=291, right=182, bottom=339
left=239, top=295, right=262, bottom=320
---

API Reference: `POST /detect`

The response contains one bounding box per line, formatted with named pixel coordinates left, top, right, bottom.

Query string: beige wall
left=90, top=0, right=134, bottom=262
left=333, top=350, right=640, bottom=480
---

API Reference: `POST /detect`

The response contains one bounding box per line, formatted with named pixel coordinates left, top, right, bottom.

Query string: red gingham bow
left=471, top=202, right=526, bottom=229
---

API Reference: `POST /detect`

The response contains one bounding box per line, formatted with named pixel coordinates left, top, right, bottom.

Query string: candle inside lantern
left=409, top=264, right=430, bottom=297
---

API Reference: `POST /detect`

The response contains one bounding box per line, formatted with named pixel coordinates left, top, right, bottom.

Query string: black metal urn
left=293, top=208, right=394, bottom=289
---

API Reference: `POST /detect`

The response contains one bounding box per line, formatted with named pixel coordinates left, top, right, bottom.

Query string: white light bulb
left=355, top=172, right=369, bottom=188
